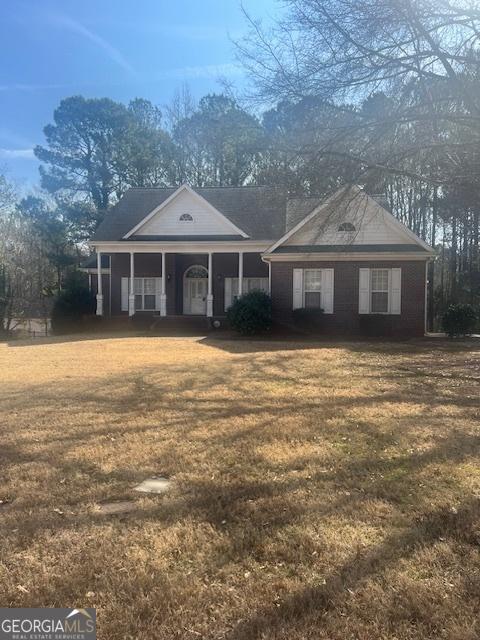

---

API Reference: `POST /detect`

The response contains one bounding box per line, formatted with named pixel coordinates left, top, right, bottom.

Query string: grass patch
left=1, top=334, right=479, bottom=639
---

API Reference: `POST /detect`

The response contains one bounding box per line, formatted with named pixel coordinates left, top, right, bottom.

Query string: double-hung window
left=292, top=269, right=334, bottom=313
left=370, top=269, right=389, bottom=313
left=134, top=278, right=156, bottom=311
left=358, top=268, right=401, bottom=315
left=303, top=269, right=322, bottom=308
left=121, top=277, right=161, bottom=311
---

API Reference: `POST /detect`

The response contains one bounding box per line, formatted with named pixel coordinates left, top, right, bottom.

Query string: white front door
left=184, top=278, right=208, bottom=315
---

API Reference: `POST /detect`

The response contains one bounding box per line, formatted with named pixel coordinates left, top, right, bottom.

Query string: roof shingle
left=92, top=186, right=290, bottom=242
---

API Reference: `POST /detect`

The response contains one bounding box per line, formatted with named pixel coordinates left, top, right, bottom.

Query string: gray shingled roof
left=285, top=196, right=323, bottom=231
left=92, top=186, right=293, bottom=242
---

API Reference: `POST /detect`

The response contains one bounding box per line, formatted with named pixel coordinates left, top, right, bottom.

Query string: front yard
left=1, top=334, right=479, bottom=639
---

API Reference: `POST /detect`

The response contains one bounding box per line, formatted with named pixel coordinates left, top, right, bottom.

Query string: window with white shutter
left=292, top=269, right=303, bottom=310
left=121, top=278, right=129, bottom=311
left=371, top=269, right=389, bottom=313
left=358, top=268, right=401, bottom=315
left=292, top=269, right=334, bottom=314
left=304, top=269, right=322, bottom=308
left=121, top=277, right=161, bottom=312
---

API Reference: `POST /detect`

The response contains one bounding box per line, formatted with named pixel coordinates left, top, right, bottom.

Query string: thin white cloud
left=0, top=148, right=36, bottom=160
left=156, top=63, right=243, bottom=80
left=105, top=21, right=242, bottom=42
left=49, top=14, right=135, bottom=75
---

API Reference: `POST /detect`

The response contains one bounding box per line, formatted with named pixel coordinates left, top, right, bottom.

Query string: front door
left=183, top=265, right=208, bottom=315
left=185, top=278, right=207, bottom=315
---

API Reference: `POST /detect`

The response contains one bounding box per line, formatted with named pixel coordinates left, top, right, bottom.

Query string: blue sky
left=0, top=0, right=277, bottom=189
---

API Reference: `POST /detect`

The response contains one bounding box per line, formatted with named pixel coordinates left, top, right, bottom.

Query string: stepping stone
left=133, top=477, right=171, bottom=494
left=94, top=500, right=136, bottom=515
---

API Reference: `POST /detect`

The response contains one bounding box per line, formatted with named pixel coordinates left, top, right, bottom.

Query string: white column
left=238, top=251, right=244, bottom=296
left=128, top=252, right=135, bottom=316
left=96, top=251, right=103, bottom=316
left=160, top=252, right=167, bottom=316
left=206, top=252, right=213, bottom=317
left=268, top=260, right=272, bottom=295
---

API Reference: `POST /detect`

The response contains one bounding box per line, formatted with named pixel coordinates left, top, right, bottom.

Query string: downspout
left=424, top=258, right=433, bottom=336
left=261, top=253, right=271, bottom=294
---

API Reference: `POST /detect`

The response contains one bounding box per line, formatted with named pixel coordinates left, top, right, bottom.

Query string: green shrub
left=441, top=303, right=477, bottom=338
left=292, top=307, right=324, bottom=331
left=51, top=270, right=96, bottom=335
left=227, top=290, right=272, bottom=335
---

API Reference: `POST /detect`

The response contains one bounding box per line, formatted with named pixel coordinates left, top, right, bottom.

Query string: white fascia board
left=263, top=252, right=433, bottom=262
left=380, top=208, right=435, bottom=253
left=89, top=240, right=272, bottom=253
left=123, top=183, right=249, bottom=239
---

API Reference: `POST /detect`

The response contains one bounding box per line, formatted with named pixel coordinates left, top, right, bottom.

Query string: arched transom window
left=185, top=265, right=208, bottom=279
left=179, top=213, right=194, bottom=222
left=338, top=222, right=356, bottom=232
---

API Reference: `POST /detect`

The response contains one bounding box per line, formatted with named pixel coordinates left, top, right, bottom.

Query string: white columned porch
left=238, top=251, right=244, bottom=296
left=206, top=252, right=213, bottom=317
left=96, top=251, right=103, bottom=315
left=129, top=252, right=135, bottom=316
left=160, top=252, right=167, bottom=316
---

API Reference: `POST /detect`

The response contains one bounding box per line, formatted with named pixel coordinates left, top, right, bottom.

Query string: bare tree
left=238, top=0, right=480, bottom=324
left=0, top=175, right=56, bottom=334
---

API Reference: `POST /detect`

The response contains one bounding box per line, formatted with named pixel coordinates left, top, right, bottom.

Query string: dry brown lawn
left=1, top=333, right=480, bottom=639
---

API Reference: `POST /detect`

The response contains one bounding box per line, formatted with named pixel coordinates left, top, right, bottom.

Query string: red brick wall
left=270, top=260, right=426, bottom=336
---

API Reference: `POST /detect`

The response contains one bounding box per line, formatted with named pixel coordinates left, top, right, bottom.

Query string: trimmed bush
left=292, top=307, right=325, bottom=332
left=51, top=270, right=96, bottom=335
left=227, top=290, right=272, bottom=335
left=441, top=303, right=477, bottom=338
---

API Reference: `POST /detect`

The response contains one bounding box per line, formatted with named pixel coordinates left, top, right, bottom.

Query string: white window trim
left=370, top=268, right=391, bottom=315
left=134, top=277, right=157, bottom=311
left=303, top=269, right=322, bottom=309
left=292, top=268, right=334, bottom=314
left=359, top=268, right=401, bottom=315
left=224, top=277, right=269, bottom=311
left=122, top=277, right=161, bottom=312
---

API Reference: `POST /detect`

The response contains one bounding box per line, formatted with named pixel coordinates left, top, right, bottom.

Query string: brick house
left=88, top=183, right=434, bottom=336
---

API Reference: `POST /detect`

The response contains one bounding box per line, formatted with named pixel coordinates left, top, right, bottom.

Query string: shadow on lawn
left=226, top=496, right=480, bottom=639
left=5, top=327, right=479, bottom=355
left=2, top=330, right=144, bottom=347
left=1, top=342, right=480, bottom=630
left=4, top=412, right=480, bottom=632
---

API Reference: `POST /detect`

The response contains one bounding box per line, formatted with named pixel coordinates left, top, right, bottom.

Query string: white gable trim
left=265, top=185, right=434, bottom=255
left=123, top=184, right=249, bottom=239
left=379, top=206, right=434, bottom=253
